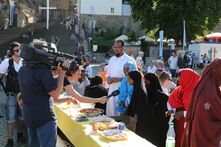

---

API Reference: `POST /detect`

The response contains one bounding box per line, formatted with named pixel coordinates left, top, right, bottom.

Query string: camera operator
left=18, top=40, right=71, bottom=147
left=0, top=42, right=26, bottom=147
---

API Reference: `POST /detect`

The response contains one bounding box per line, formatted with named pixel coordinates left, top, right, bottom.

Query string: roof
left=138, top=35, right=155, bottom=42
left=115, top=34, right=128, bottom=41
left=205, top=32, right=221, bottom=38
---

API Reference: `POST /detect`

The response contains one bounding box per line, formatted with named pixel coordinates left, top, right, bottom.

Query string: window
left=122, top=0, right=129, bottom=4
left=90, top=6, right=95, bottom=14
left=111, top=7, right=114, bottom=14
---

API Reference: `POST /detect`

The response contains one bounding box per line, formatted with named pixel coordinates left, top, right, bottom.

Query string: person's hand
left=174, top=111, right=184, bottom=120
left=61, top=59, right=70, bottom=71
left=120, top=101, right=125, bottom=107
left=70, top=98, right=79, bottom=105
left=17, top=92, right=23, bottom=109
left=98, top=96, right=107, bottom=104
left=165, top=110, right=174, bottom=117
left=66, top=97, right=78, bottom=105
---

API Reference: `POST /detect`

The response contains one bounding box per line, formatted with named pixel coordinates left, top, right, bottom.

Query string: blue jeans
left=27, top=120, right=57, bottom=147
left=170, top=69, right=176, bottom=78
left=7, top=95, right=17, bottom=123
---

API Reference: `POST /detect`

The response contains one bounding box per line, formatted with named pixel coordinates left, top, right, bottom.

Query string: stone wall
left=80, top=14, right=144, bottom=36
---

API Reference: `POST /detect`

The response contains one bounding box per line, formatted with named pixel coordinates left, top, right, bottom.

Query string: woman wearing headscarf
left=168, top=68, right=200, bottom=147
left=116, top=61, right=136, bottom=114
left=182, top=59, right=221, bottom=147
left=84, top=75, right=108, bottom=113
left=144, top=73, right=169, bottom=147
left=126, top=71, right=151, bottom=141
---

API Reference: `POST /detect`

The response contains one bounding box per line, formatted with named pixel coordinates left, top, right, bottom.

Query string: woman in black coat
left=144, top=73, right=169, bottom=147
left=126, top=71, right=153, bottom=141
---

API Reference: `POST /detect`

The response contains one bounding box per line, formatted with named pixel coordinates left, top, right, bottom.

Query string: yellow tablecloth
left=55, top=103, right=155, bottom=147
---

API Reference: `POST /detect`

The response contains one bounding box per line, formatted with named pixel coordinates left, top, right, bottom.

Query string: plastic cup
left=118, top=122, right=125, bottom=130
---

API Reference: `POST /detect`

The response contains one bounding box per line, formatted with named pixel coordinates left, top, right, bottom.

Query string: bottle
left=166, top=115, right=175, bottom=147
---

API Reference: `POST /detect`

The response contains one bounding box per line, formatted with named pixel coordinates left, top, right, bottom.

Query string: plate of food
left=75, top=115, right=88, bottom=122
left=80, top=108, right=104, bottom=117
left=92, top=122, right=119, bottom=131
left=90, top=116, right=114, bottom=123
left=99, top=129, right=127, bottom=141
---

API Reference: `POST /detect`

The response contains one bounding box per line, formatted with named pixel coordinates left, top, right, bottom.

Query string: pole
left=183, top=20, right=186, bottom=50
left=9, top=0, right=14, bottom=26
left=46, top=0, right=49, bottom=30
left=159, top=30, right=164, bottom=57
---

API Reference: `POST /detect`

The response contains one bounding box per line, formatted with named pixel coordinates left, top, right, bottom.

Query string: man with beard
left=106, top=40, right=137, bottom=116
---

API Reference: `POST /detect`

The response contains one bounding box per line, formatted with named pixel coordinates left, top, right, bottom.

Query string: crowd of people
left=0, top=39, right=220, bottom=147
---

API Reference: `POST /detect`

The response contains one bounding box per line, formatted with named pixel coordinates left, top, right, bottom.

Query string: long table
left=55, top=103, right=155, bottom=147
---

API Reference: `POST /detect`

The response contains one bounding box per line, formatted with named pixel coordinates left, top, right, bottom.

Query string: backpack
left=5, top=58, right=20, bottom=94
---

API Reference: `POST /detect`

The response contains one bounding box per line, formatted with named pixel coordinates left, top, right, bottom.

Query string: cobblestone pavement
left=0, top=86, right=27, bottom=147
left=0, top=84, right=74, bottom=147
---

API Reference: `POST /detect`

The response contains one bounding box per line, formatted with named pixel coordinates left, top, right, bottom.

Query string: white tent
left=138, top=35, right=155, bottom=42
left=205, top=32, right=221, bottom=38
left=115, top=34, right=128, bottom=41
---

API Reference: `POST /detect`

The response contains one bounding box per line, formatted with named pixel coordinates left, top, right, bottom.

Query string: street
left=0, top=85, right=27, bottom=147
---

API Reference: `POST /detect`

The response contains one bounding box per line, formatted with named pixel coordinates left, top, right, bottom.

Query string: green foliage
left=105, top=27, right=118, bottom=40
left=128, top=31, right=137, bottom=42
left=91, top=27, right=118, bottom=52
left=128, top=0, right=221, bottom=42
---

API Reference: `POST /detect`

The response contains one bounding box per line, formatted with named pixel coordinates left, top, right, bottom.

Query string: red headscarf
left=182, top=58, right=221, bottom=147
left=168, top=69, right=200, bottom=147
left=168, top=68, right=200, bottom=110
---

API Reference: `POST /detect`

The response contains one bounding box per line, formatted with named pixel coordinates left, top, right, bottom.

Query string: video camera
left=19, top=43, right=73, bottom=70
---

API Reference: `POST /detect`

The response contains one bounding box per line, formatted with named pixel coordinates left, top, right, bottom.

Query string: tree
left=128, top=31, right=137, bottom=42
left=91, top=27, right=118, bottom=52
left=128, top=0, right=221, bottom=43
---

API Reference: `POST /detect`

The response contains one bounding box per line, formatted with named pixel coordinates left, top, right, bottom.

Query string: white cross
left=39, top=0, right=57, bottom=30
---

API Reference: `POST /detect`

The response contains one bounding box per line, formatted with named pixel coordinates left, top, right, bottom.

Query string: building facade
left=80, top=0, right=131, bottom=16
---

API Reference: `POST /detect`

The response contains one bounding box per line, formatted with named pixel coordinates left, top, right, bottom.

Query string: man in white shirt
left=83, top=60, right=93, bottom=77
left=199, top=54, right=204, bottom=69
left=147, top=60, right=157, bottom=73
left=106, top=40, right=137, bottom=116
left=136, top=51, right=146, bottom=74
left=0, top=42, right=25, bottom=146
left=76, top=69, right=90, bottom=95
left=168, top=50, right=178, bottom=78
left=158, top=71, right=176, bottom=113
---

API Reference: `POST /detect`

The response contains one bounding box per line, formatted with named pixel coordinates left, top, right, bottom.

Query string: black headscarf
left=90, top=76, right=102, bottom=86
left=144, top=73, right=169, bottom=147
left=144, top=73, right=162, bottom=92
left=84, top=75, right=107, bottom=113
left=128, top=70, right=143, bottom=87
left=127, top=71, right=152, bottom=141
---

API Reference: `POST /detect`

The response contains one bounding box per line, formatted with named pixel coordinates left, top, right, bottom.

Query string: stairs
left=0, top=21, right=77, bottom=58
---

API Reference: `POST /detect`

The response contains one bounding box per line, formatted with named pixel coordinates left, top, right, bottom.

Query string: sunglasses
left=13, top=50, right=20, bottom=52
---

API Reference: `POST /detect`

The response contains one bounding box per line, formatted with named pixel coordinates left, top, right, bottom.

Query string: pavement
left=0, top=85, right=27, bottom=147
left=0, top=84, right=73, bottom=147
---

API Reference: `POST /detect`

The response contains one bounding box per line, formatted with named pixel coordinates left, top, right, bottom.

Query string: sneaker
left=5, top=139, right=14, bottom=147
left=17, top=133, right=27, bottom=143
